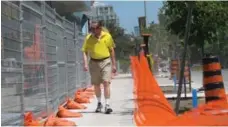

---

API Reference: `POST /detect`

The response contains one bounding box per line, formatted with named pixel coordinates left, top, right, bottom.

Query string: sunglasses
left=90, top=26, right=101, bottom=31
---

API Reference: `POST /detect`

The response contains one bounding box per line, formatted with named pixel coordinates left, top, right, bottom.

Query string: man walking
left=81, top=20, right=116, bottom=114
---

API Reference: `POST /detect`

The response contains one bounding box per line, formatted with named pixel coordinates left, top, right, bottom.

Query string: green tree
left=105, top=22, right=135, bottom=72
left=161, top=1, right=228, bottom=57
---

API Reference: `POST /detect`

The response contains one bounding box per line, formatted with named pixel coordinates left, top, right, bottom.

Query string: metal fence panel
left=21, top=1, right=47, bottom=120
left=1, top=2, right=23, bottom=125
left=44, top=18, right=59, bottom=112
left=1, top=1, right=89, bottom=125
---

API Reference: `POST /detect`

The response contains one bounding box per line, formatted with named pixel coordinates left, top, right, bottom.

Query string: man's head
left=90, top=20, right=102, bottom=37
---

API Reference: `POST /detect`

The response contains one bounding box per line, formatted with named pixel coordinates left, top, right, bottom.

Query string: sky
left=102, top=1, right=164, bottom=34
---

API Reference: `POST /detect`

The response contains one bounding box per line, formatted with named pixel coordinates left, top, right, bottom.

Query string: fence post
left=41, top=1, right=50, bottom=115
left=63, top=17, right=69, bottom=97
left=19, top=1, right=25, bottom=125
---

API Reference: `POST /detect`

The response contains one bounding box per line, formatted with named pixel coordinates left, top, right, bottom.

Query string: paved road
left=157, top=70, right=228, bottom=91
left=191, top=69, right=228, bottom=92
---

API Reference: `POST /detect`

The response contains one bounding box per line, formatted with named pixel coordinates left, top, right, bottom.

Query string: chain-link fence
left=1, top=1, right=90, bottom=126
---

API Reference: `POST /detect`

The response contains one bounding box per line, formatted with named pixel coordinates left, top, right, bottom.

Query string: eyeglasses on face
left=90, top=26, right=101, bottom=31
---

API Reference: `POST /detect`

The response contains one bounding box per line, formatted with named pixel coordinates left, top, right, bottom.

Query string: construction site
left=1, top=1, right=228, bottom=126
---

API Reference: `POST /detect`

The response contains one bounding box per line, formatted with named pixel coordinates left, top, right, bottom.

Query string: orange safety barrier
left=85, top=86, right=95, bottom=92
left=66, top=97, right=87, bottom=109
left=44, top=114, right=76, bottom=126
left=24, top=85, right=97, bottom=126
left=184, top=61, right=190, bottom=82
left=57, top=106, right=82, bottom=118
left=74, top=87, right=92, bottom=103
left=75, top=90, right=94, bottom=99
left=132, top=53, right=228, bottom=126
left=202, top=56, right=227, bottom=103
left=24, top=112, right=43, bottom=126
left=74, top=94, right=91, bottom=104
left=170, top=59, right=179, bottom=80
left=170, top=60, right=190, bottom=81
left=163, top=99, right=228, bottom=126
left=132, top=53, right=177, bottom=126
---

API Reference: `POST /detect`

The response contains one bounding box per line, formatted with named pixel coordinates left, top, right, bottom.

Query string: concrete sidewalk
left=63, top=71, right=227, bottom=126
left=65, top=74, right=135, bottom=126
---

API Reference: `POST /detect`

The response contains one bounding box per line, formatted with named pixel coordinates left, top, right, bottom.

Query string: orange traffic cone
left=57, top=106, right=82, bottom=118
left=202, top=56, right=227, bottom=103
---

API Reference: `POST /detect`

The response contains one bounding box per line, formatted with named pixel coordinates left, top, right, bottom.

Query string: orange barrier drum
left=202, top=56, right=227, bottom=103
left=170, top=59, right=179, bottom=79
left=183, top=61, right=190, bottom=82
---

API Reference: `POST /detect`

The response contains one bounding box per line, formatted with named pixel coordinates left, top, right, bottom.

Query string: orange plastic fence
left=163, top=100, right=228, bottom=126
left=131, top=53, right=228, bottom=126
left=132, top=53, right=176, bottom=126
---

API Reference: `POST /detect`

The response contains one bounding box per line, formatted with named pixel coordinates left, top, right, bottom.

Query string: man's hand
left=84, top=64, right=88, bottom=72
left=112, top=65, right=117, bottom=73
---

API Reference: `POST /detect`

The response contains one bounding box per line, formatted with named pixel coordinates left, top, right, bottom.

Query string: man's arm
left=110, top=47, right=116, bottom=66
left=107, top=34, right=116, bottom=68
left=83, top=52, right=88, bottom=67
left=81, top=35, right=89, bottom=71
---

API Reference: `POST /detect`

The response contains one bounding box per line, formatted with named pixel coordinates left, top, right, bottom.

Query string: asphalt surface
left=191, top=69, right=228, bottom=92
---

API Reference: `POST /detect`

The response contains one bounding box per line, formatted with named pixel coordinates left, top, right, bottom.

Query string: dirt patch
left=161, top=86, right=205, bottom=114
left=168, top=98, right=205, bottom=114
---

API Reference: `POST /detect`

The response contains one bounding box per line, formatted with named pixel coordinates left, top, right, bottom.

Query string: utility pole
left=144, top=1, right=147, bottom=26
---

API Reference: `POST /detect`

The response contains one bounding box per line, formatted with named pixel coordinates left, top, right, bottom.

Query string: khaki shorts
left=89, top=57, right=112, bottom=85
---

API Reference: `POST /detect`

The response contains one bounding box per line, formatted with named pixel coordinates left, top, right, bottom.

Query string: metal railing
left=1, top=1, right=90, bottom=126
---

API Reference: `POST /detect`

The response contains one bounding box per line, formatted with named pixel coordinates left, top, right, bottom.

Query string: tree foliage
left=161, top=1, right=228, bottom=56
left=104, top=22, right=135, bottom=72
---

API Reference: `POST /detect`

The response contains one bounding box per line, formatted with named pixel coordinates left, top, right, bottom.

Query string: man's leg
left=101, top=58, right=112, bottom=114
left=89, top=61, right=103, bottom=112
left=103, top=81, right=112, bottom=114
left=94, top=84, right=102, bottom=103
left=94, top=83, right=103, bottom=112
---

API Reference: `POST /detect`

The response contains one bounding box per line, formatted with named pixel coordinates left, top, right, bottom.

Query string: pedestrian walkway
left=64, top=74, right=135, bottom=126
left=60, top=71, right=227, bottom=126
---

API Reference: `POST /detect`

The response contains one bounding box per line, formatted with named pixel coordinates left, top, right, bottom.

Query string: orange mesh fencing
left=131, top=53, right=176, bottom=126
left=131, top=54, right=228, bottom=126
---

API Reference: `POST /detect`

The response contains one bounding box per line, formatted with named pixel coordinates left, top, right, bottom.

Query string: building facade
left=90, top=2, right=120, bottom=27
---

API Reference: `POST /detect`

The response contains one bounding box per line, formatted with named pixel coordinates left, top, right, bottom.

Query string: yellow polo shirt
left=81, top=31, right=115, bottom=59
